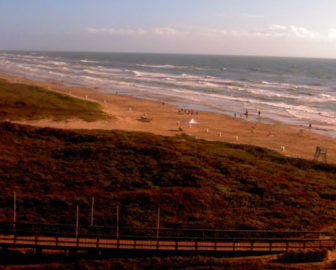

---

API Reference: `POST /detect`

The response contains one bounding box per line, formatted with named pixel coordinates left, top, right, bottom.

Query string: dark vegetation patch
left=0, top=79, right=110, bottom=121
left=0, top=121, right=336, bottom=232
left=0, top=253, right=295, bottom=270
left=276, top=249, right=328, bottom=263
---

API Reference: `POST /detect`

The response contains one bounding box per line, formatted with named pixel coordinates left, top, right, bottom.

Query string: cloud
left=86, top=27, right=147, bottom=36
left=328, top=29, right=336, bottom=40
left=153, top=27, right=178, bottom=36
left=265, top=24, right=319, bottom=39
left=85, top=25, right=336, bottom=44
left=210, top=24, right=335, bottom=41
left=86, top=26, right=180, bottom=37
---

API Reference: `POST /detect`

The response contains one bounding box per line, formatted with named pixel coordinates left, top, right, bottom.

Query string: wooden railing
left=0, top=234, right=335, bottom=253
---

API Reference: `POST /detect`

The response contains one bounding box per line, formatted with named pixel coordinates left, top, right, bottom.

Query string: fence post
left=90, top=196, right=94, bottom=227
left=75, top=204, right=79, bottom=238
left=13, top=192, right=16, bottom=235
left=156, top=208, right=160, bottom=249
left=116, top=205, right=119, bottom=248
left=156, top=208, right=160, bottom=239
left=116, top=205, right=119, bottom=237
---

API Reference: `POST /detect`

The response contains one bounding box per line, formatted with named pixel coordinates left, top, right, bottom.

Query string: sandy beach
left=1, top=72, right=335, bottom=164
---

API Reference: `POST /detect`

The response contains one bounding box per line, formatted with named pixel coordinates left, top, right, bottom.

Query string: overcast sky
left=1, top=0, right=336, bottom=58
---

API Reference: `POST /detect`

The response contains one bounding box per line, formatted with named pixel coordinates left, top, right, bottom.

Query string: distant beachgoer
left=258, top=111, right=261, bottom=118
left=245, top=109, right=249, bottom=118
left=309, top=123, right=312, bottom=129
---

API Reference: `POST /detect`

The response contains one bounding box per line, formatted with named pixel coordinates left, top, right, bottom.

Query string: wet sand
left=1, top=72, right=335, bottom=164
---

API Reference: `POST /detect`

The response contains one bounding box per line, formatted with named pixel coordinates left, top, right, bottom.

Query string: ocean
left=0, top=51, right=335, bottom=136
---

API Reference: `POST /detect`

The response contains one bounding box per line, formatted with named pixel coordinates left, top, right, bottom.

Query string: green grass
left=0, top=79, right=110, bottom=121
left=1, top=121, right=336, bottom=232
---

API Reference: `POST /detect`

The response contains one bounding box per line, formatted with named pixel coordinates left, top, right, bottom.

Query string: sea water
left=0, top=51, right=335, bottom=136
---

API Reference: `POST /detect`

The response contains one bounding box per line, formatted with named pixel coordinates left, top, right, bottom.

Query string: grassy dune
left=1, top=78, right=336, bottom=232
left=0, top=79, right=110, bottom=122
left=1, top=79, right=336, bottom=269
left=1, top=121, right=336, bottom=231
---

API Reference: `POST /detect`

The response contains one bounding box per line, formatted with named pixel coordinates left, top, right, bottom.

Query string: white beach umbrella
left=188, top=118, right=199, bottom=124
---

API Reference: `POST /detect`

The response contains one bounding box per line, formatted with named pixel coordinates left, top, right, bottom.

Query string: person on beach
left=244, top=109, right=248, bottom=119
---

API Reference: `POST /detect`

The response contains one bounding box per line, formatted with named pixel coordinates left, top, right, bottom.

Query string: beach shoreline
left=1, top=71, right=335, bottom=164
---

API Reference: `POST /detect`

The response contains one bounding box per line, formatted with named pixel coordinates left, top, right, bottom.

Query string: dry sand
left=1, top=72, right=335, bottom=164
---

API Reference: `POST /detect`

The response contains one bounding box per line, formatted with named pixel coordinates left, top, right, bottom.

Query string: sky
left=1, top=0, right=336, bottom=58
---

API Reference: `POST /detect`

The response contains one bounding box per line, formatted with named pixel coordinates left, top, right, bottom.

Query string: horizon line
left=1, top=49, right=336, bottom=61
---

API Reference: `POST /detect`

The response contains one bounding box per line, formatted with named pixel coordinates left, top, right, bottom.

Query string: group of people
left=233, top=110, right=261, bottom=119
left=178, top=108, right=199, bottom=115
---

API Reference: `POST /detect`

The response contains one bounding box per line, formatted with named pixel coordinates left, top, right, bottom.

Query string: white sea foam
left=80, top=59, right=99, bottom=63
left=136, top=64, right=185, bottom=69
left=48, top=61, right=68, bottom=66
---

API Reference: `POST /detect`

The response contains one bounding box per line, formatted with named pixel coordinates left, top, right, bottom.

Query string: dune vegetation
left=1, top=77, right=336, bottom=269
left=0, top=79, right=110, bottom=122
left=1, top=121, right=336, bottom=233
left=0, top=79, right=336, bottom=232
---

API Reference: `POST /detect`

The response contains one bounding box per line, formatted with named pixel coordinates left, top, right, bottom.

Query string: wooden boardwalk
left=1, top=234, right=335, bottom=254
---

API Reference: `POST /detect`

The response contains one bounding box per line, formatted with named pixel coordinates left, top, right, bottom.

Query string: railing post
left=320, top=240, right=322, bottom=249
left=56, top=235, right=58, bottom=246
left=214, top=240, right=217, bottom=251
left=175, top=240, right=178, bottom=250
left=233, top=240, right=235, bottom=251
left=116, top=205, right=119, bottom=240
left=13, top=192, right=16, bottom=235
left=251, top=241, right=254, bottom=251
left=156, top=208, right=160, bottom=249
left=195, top=240, right=198, bottom=250
left=96, top=236, right=99, bottom=249
left=269, top=241, right=272, bottom=251
left=90, top=196, right=94, bottom=227
left=116, top=204, right=120, bottom=249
